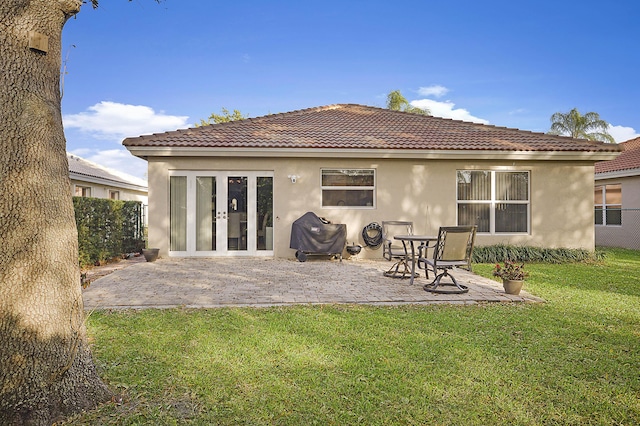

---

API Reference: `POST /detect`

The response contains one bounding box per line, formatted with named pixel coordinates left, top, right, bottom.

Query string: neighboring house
left=68, top=153, right=148, bottom=204
left=594, top=137, right=640, bottom=249
left=123, top=104, right=620, bottom=259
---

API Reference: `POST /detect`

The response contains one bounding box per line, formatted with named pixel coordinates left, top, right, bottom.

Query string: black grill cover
left=290, top=212, right=347, bottom=254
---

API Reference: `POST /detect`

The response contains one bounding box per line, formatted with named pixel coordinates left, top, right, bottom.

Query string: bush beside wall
left=472, top=244, right=604, bottom=264
left=73, top=197, right=145, bottom=268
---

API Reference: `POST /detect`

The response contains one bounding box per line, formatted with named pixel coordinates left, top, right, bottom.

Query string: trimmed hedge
left=472, top=244, right=605, bottom=264
left=74, top=197, right=145, bottom=267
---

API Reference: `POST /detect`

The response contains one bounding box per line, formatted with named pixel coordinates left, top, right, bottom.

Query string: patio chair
left=417, top=225, right=477, bottom=294
left=381, top=221, right=413, bottom=261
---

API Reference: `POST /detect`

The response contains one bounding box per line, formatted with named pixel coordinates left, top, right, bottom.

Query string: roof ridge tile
left=122, top=103, right=623, bottom=154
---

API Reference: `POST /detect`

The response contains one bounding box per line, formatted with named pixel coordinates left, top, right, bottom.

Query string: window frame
left=74, top=185, right=91, bottom=198
left=320, top=168, right=376, bottom=209
left=594, top=184, right=622, bottom=226
left=456, top=170, right=530, bottom=234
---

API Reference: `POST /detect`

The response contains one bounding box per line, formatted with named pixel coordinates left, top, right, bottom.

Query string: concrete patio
left=82, top=257, right=543, bottom=310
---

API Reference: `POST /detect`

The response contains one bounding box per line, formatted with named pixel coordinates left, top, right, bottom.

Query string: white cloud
left=410, top=98, right=490, bottom=124
left=608, top=124, right=640, bottom=143
left=70, top=147, right=148, bottom=184
left=417, top=85, right=449, bottom=98
left=63, top=101, right=190, bottom=141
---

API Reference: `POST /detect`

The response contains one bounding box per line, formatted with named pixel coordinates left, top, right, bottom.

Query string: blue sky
left=61, top=0, right=640, bottom=182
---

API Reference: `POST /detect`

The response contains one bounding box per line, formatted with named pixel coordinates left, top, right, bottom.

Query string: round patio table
left=384, top=235, right=437, bottom=285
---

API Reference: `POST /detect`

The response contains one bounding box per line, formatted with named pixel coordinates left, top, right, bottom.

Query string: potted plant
left=346, top=242, right=362, bottom=256
left=141, top=246, right=160, bottom=262
left=493, top=260, right=528, bottom=295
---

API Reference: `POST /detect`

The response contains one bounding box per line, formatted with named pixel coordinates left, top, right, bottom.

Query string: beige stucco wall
left=595, top=174, right=640, bottom=249
left=147, top=156, right=597, bottom=258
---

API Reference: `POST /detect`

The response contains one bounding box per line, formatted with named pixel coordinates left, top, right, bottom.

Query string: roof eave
left=595, top=168, right=640, bottom=180
left=70, top=172, right=148, bottom=192
left=125, top=146, right=622, bottom=162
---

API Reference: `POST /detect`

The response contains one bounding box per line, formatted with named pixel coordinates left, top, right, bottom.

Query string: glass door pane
left=228, top=176, right=248, bottom=251
left=196, top=177, right=216, bottom=251
left=256, top=177, right=273, bottom=250
left=170, top=172, right=273, bottom=256
left=170, top=176, right=187, bottom=251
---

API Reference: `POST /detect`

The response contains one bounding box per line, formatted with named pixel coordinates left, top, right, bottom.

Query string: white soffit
left=125, top=146, right=622, bottom=162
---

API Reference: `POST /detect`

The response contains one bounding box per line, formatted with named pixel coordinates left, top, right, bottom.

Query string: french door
left=169, top=171, right=273, bottom=256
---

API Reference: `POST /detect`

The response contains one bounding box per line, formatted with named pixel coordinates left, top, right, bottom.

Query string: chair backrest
left=381, top=221, right=413, bottom=240
left=381, top=221, right=414, bottom=260
left=433, top=226, right=477, bottom=268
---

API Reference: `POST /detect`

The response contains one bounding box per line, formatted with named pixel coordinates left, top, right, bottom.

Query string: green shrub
left=472, top=244, right=605, bottom=264
left=73, top=197, right=145, bottom=268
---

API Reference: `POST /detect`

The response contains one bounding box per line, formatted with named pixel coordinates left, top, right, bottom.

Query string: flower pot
left=346, top=245, right=362, bottom=256
left=503, top=279, right=523, bottom=295
left=142, top=248, right=160, bottom=262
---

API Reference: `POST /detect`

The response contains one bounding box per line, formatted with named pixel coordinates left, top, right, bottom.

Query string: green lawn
left=65, top=248, right=640, bottom=425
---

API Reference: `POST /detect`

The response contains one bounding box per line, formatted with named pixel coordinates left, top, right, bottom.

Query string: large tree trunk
left=0, top=1, right=112, bottom=424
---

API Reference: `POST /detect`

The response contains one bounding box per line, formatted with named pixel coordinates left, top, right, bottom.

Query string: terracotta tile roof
left=595, top=137, right=640, bottom=174
left=123, top=104, right=621, bottom=153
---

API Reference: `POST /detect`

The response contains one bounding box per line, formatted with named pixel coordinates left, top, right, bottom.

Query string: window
left=321, top=169, right=375, bottom=208
left=109, top=190, right=120, bottom=200
left=74, top=185, right=91, bottom=197
left=457, top=170, right=529, bottom=233
left=595, top=184, right=621, bottom=226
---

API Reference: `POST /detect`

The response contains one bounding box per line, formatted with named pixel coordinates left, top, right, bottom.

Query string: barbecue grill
left=289, top=212, right=347, bottom=262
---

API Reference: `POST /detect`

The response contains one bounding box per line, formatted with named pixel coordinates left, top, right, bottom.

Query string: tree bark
left=0, top=1, right=112, bottom=424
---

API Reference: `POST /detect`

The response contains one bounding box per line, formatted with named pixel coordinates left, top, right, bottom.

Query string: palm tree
left=549, top=108, right=615, bottom=143
left=386, top=90, right=430, bottom=116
